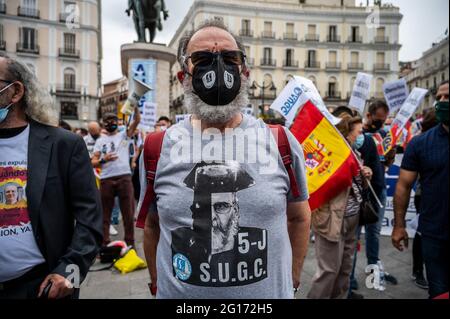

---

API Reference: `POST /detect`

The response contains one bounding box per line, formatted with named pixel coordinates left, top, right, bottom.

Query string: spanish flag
left=290, top=101, right=360, bottom=211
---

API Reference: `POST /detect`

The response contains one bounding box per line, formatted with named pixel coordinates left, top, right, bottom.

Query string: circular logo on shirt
left=173, top=253, right=192, bottom=281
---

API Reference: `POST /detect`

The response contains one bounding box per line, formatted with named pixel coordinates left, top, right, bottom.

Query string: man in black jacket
left=0, top=54, right=102, bottom=299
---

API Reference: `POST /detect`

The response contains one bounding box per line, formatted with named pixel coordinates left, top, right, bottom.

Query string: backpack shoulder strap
left=268, top=124, right=301, bottom=199
left=136, top=131, right=165, bottom=229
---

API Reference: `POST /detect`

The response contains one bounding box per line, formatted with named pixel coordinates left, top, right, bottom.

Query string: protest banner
left=349, top=72, right=373, bottom=115
left=270, top=76, right=340, bottom=125
left=140, top=102, right=157, bottom=130
left=381, top=88, right=428, bottom=155
left=383, top=78, right=409, bottom=115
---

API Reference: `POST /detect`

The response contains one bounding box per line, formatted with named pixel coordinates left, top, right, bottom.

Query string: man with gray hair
left=0, top=53, right=102, bottom=299
left=138, top=20, right=311, bottom=299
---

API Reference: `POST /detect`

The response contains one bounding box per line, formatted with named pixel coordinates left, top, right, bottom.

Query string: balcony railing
left=348, top=62, right=364, bottom=70
left=327, top=35, right=341, bottom=43
left=17, top=6, right=40, bottom=19
left=325, top=62, right=342, bottom=70
left=374, top=36, right=389, bottom=44
left=59, top=47, right=80, bottom=58
left=283, top=60, right=299, bottom=68
left=55, top=84, right=82, bottom=95
left=261, top=31, right=275, bottom=39
left=305, top=61, right=320, bottom=69
left=239, top=29, right=254, bottom=37
left=260, top=58, right=277, bottom=67
left=16, top=43, right=39, bottom=55
left=0, top=41, right=5, bottom=51
left=325, top=91, right=342, bottom=99
left=348, top=36, right=363, bottom=43
left=0, top=2, right=6, bottom=14
left=305, top=34, right=320, bottom=42
left=374, top=63, right=390, bottom=72
left=283, top=33, right=298, bottom=40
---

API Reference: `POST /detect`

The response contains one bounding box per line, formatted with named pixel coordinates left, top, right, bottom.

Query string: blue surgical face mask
left=353, top=134, right=365, bottom=150
left=0, top=82, right=15, bottom=123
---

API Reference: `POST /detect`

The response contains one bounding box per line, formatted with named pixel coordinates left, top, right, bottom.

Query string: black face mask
left=368, top=119, right=384, bottom=133
left=191, top=53, right=241, bottom=106
left=92, top=134, right=100, bottom=140
left=105, top=123, right=118, bottom=133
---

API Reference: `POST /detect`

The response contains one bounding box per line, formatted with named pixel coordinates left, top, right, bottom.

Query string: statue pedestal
left=121, top=43, right=177, bottom=126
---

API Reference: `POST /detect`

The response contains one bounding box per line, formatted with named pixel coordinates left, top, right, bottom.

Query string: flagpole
left=311, top=102, right=384, bottom=209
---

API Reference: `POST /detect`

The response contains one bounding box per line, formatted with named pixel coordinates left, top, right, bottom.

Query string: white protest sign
left=270, top=76, right=340, bottom=125
left=349, top=72, right=373, bottom=115
left=392, top=88, right=428, bottom=131
left=139, top=102, right=157, bottom=130
left=175, top=114, right=190, bottom=124
left=383, top=79, right=409, bottom=115
left=293, top=76, right=341, bottom=125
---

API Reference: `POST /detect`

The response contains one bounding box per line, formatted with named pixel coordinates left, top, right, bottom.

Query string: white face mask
left=0, top=82, right=15, bottom=123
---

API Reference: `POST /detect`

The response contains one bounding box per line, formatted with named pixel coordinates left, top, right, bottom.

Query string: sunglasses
left=184, top=50, right=246, bottom=69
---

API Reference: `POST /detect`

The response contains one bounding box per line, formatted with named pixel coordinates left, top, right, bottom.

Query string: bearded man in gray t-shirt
left=138, top=20, right=311, bottom=299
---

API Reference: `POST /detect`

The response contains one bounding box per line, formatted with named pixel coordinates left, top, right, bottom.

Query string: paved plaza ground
left=80, top=226, right=428, bottom=299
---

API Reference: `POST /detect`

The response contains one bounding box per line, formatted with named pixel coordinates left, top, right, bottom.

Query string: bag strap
left=136, top=131, right=166, bottom=229
left=268, top=124, right=301, bottom=199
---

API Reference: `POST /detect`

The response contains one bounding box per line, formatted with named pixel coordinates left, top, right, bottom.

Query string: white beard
left=183, top=74, right=249, bottom=124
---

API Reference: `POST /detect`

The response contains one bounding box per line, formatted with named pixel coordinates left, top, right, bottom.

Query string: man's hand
left=38, top=274, right=74, bottom=299
left=104, top=153, right=118, bottom=162
left=391, top=226, right=409, bottom=251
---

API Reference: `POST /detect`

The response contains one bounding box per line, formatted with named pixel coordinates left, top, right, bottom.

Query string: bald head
left=87, top=121, right=101, bottom=137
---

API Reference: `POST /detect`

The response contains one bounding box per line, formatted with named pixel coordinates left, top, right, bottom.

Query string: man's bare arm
left=144, top=212, right=160, bottom=287
left=392, top=169, right=417, bottom=251
left=127, top=107, right=141, bottom=138
left=287, top=200, right=311, bottom=290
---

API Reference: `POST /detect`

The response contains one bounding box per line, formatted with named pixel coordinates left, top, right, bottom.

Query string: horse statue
left=126, top=0, right=169, bottom=43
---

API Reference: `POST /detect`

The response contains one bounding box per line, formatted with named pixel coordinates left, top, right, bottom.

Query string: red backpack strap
left=268, top=124, right=301, bottom=199
left=136, top=131, right=166, bottom=229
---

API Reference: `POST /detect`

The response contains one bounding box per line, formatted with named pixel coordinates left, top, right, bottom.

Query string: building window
left=64, top=68, right=76, bottom=90
left=376, top=78, right=385, bottom=96
left=262, top=21, right=274, bottom=38
left=286, top=49, right=293, bottom=65
left=442, top=73, right=446, bottom=82
left=240, top=19, right=252, bottom=37
left=328, top=25, right=338, bottom=42
left=64, top=33, right=76, bottom=52
left=19, top=0, right=39, bottom=18
left=61, top=101, right=78, bottom=119
left=351, top=26, right=360, bottom=42
left=307, top=50, right=317, bottom=67
left=0, top=24, right=4, bottom=50
left=18, top=27, right=38, bottom=53
left=263, top=48, right=272, bottom=61
left=242, top=19, right=250, bottom=32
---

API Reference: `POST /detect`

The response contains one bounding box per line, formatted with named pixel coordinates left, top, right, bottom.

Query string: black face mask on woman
left=190, top=51, right=243, bottom=106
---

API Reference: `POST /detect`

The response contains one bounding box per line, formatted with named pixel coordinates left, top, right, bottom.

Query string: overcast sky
left=101, top=0, right=449, bottom=83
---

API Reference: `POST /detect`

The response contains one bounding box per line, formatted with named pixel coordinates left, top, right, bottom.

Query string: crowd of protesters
left=0, top=20, right=448, bottom=301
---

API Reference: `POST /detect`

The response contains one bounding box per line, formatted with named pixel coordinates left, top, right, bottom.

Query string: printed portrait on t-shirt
left=171, top=161, right=268, bottom=287
left=0, top=167, right=29, bottom=228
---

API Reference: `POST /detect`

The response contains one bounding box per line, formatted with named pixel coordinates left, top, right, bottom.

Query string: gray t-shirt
left=138, top=114, right=308, bottom=299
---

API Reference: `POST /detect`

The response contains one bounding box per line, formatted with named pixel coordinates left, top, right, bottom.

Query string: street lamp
left=249, top=79, right=276, bottom=119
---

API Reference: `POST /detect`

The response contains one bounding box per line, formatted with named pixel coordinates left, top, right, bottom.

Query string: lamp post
left=249, top=80, right=276, bottom=119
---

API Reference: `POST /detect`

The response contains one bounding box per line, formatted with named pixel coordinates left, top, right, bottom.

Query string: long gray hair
left=1, top=53, right=58, bottom=126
